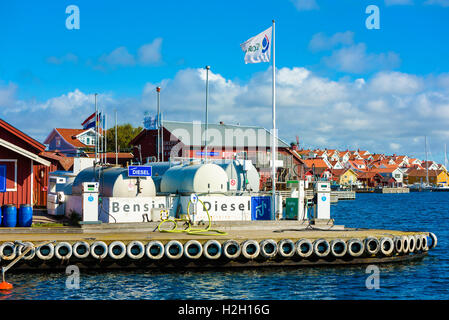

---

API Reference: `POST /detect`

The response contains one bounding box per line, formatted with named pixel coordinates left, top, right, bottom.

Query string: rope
left=157, top=198, right=227, bottom=236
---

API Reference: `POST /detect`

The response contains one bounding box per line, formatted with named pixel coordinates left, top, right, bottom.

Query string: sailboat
left=433, top=143, right=449, bottom=191
left=409, top=136, right=432, bottom=192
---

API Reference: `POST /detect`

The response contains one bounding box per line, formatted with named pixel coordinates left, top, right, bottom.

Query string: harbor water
left=0, top=192, right=447, bottom=300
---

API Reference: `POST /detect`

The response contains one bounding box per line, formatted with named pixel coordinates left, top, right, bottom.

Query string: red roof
left=0, top=118, right=46, bottom=153
left=54, top=128, right=91, bottom=149
left=304, top=159, right=329, bottom=169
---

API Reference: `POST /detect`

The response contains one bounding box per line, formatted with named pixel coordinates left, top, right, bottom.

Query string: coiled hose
left=157, top=198, right=227, bottom=236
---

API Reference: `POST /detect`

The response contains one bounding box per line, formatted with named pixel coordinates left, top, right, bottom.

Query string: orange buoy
left=0, top=281, right=13, bottom=290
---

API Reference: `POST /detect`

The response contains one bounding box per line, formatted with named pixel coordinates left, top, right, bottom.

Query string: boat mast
left=425, top=136, right=429, bottom=185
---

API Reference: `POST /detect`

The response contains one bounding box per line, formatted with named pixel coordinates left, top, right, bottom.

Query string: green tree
left=106, top=123, right=142, bottom=153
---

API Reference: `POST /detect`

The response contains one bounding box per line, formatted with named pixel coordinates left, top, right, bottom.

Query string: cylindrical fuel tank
left=160, top=163, right=228, bottom=195
left=72, top=166, right=156, bottom=197
left=145, top=162, right=180, bottom=193
left=214, top=159, right=260, bottom=192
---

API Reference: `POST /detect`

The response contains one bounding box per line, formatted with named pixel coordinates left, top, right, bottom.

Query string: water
left=1, top=192, right=447, bottom=300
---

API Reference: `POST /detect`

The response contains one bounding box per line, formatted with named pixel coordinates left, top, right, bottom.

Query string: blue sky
left=1, top=0, right=449, bottom=163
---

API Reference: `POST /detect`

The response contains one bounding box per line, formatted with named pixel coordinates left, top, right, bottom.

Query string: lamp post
left=205, top=65, right=210, bottom=162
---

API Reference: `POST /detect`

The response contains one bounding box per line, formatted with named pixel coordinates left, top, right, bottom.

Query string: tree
left=106, top=123, right=142, bottom=153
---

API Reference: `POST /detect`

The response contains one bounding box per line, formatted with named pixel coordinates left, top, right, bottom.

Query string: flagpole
left=271, top=19, right=276, bottom=220
left=94, top=93, right=98, bottom=178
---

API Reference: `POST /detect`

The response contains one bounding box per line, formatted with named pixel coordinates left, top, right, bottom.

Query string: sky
left=1, top=0, right=449, bottom=163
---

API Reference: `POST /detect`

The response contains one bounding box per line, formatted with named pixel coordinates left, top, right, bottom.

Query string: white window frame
left=0, top=159, right=17, bottom=191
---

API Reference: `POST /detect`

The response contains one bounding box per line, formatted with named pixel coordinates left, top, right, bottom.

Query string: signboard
left=128, top=165, right=152, bottom=177
left=0, top=165, right=6, bottom=192
left=190, top=193, right=198, bottom=204
left=229, top=178, right=237, bottom=190
left=251, top=196, right=272, bottom=220
left=196, top=151, right=219, bottom=157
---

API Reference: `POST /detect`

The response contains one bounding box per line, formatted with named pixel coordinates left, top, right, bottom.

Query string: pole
left=161, top=112, right=164, bottom=162
left=425, top=136, right=429, bottom=185
left=205, top=65, right=210, bottom=163
left=445, top=143, right=447, bottom=170
left=156, top=87, right=161, bottom=162
left=105, top=112, right=107, bottom=163
left=271, top=20, right=276, bottom=220
left=94, top=93, right=98, bottom=179
left=115, top=109, right=118, bottom=166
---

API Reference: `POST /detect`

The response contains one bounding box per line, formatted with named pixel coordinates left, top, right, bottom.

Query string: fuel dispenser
left=285, top=180, right=306, bottom=220
left=81, top=182, right=100, bottom=222
left=313, top=181, right=331, bottom=221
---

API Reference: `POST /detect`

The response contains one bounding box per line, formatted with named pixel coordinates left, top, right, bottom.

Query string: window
left=86, top=137, right=90, bottom=145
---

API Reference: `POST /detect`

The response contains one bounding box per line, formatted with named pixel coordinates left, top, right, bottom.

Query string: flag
left=240, top=26, right=272, bottom=64
left=81, top=112, right=101, bottom=130
left=81, top=112, right=96, bottom=130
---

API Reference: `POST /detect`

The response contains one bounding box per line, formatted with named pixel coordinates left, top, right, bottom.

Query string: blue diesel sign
left=251, top=196, right=272, bottom=220
left=128, top=166, right=152, bottom=177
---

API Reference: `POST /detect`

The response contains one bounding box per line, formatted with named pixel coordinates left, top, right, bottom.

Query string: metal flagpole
left=205, top=65, right=210, bottom=163
left=115, top=108, right=118, bottom=166
left=157, top=87, right=161, bottom=162
left=271, top=20, right=276, bottom=220
left=161, top=112, right=164, bottom=162
left=94, top=93, right=98, bottom=179
left=105, top=112, right=107, bottom=163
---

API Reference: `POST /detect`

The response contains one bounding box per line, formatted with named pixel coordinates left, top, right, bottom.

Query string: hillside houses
left=294, top=148, right=448, bottom=188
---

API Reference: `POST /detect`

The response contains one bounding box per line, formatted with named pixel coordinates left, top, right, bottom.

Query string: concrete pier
left=0, top=220, right=431, bottom=270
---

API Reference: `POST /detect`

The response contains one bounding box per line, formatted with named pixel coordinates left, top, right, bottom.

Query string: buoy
left=203, top=240, right=222, bottom=260
left=72, top=241, right=90, bottom=259
left=295, top=239, right=313, bottom=258
left=421, top=234, right=429, bottom=251
left=241, top=240, right=260, bottom=259
left=0, top=281, right=13, bottom=290
left=415, top=235, right=422, bottom=252
left=108, top=241, right=127, bottom=260
left=90, top=241, right=108, bottom=259
left=408, top=235, right=416, bottom=253
left=401, top=235, right=409, bottom=254
left=330, top=239, right=347, bottom=258
left=36, top=243, right=55, bottom=260
left=0, top=242, right=17, bottom=261
left=277, top=239, right=295, bottom=258
left=364, top=237, right=380, bottom=256
left=165, top=240, right=183, bottom=260
left=429, top=232, right=438, bottom=249
left=347, top=238, right=364, bottom=257
left=222, top=240, right=241, bottom=259
left=313, top=239, right=330, bottom=258
left=55, top=242, right=73, bottom=260
left=146, top=241, right=165, bottom=260
left=183, top=240, right=203, bottom=259
left=17, top=241, right=35, bottom=260
left=394, top=236, right=403, bottom=254
left=379, top=237, right=394, bottom=256
left=126, top=241, right=145, bottom=260
left=259, top=239, right=278, bottom=259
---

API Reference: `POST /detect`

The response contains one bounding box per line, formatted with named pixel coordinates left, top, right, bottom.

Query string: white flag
left=240, top=26, right=272, bottom=64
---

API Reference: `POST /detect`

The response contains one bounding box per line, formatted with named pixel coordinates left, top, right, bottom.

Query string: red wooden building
left=129, top=120, right=307, bottom=189
left=0, top=118, right=55, bottom=208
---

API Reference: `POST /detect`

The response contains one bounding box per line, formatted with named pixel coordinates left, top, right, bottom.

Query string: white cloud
left=308, top=31, right=354, bottom=52
left=424, top=0, right=449, bottom=7
left=138, top=38, right=163, bottom=65
left=290, top=0, right=319, bottom=11
left=3, top=66, right=449, bottom=162
left=46, top=53, right=78, bottom=65
left=369, top=71, right=423, bottom=95
left=100, top=46, right=136, bottom=66
left=385, top=0, right=413, bottom=5
left=323, top=43, right=401, bottom=73
left=0, top=82, right=18, bottom=108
